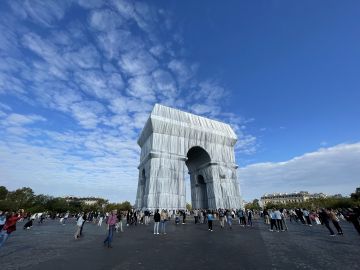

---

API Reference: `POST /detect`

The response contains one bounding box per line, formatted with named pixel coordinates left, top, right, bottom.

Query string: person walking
left=207, top=211, right=214, bottom=231
left=75, top=214, right=85, bottom=239
left=154, top=209, right=160, bottom=235
left=280, top=209, right=288, bottom=231
left=226, top=210, right=233, bottom=229
left=345, top=208, right=360, bottom=235
left=79, top=213, right=87, bottom=236
left=103, top=210, right=118, bottom=248
left=303, top=209, right=312, bottom=226
left=329, top=210, right=343, bottom=235
left=319, top=209, right=335, bottom=236
left=0, top=211, right=22, bottom=248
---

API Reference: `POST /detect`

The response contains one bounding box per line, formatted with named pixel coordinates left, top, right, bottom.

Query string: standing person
left=0, top=211, right=6, bottom=231
left=160, top=210, right=168, bottom=234
left=318, top=209, right=335, bottom=236
left=153, top=209, right=160, bottom=235
left=269, top=210, right=278, bottom=232
left=126, top=211, right=131, bottom=226
left=274, top=209, right=284, bottom=231
left=194, top=209, right=199, bottom=224
left=182, top=210, right=186, bottom=224
left=226, top=210, right=233, bottom=229
left=247, top=210, right=253, bottom=227
left=144, top=209, right=150, bottom=225
left=219, top=209, right=225, bottom=228
left=74, top=214, right=85, bottom=239
left=263, top=209, right=270, bottom=224
left=280, top=209, right=288, bottom=231
left=345, top=208, right=360, bottom=235
left=62, top=212, right=69, bottom=225
left=98, top=214, right=104, bottom=227
left=0, top=211, right=22, bottom=248
left=237, top=209, right=244, bottom=226
left=207, top=211, right=214, bottom=231
left=116, top=211, right=123, bottom=233
left=329, top=209, right=343, bottom=235
left=79, top=213, right=87, bottom=236
left=103, top=210, right=118, bottom=248
left=303, top=209, right=312, bottom=226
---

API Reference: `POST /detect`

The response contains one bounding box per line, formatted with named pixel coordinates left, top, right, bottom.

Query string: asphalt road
left=0, top=217, right=359, bottom=270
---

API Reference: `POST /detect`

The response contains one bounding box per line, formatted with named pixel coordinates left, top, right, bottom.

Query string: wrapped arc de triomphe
left=135, top=104, right=242, bottom=210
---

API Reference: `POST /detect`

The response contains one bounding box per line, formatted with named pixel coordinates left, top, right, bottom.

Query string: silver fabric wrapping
left=135, top=104, right=242, bottom=210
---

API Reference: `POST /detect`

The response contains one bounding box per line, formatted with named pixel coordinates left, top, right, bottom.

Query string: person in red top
left=0, top=211, right=22, bottom=248
left=103, top=210, right=118, bottom=248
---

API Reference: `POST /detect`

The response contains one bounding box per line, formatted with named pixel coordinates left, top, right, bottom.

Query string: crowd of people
left=262, top=207, right=360, bottom=236
left=0, top=206, right=359, bottom=249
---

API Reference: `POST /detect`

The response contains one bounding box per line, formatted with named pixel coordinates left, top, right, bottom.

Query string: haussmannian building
left=261, top=191, right=327, bottom=206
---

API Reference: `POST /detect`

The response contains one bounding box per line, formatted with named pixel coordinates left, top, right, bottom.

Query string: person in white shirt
left=274, top=209, right=284, bottom=231
left=74, top=214, right=85, bottom=239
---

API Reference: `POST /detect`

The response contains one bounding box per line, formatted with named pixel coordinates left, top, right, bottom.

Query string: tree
left=6, top=187, right=35, bottom=210
left=46, top=198, right=69, bottom=213
left=186, top=203, right=192, bottom=211
left=0, top=186, right=8, bottom=200
left=245, top=199, right=261, bottom=210
left=118, top=201, right=132, bottom=211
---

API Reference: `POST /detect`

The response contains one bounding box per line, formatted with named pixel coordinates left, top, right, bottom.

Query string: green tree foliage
left=0, top=186, right=133, bottom=214
left=104, top=201, right=132, bottom=212
left=262, top=197, right=360, bottom=210
left=245, top=199, right=261, bottom=210
left=46, top=198, right=69, bottom=213
left=5, top=187, right=35, bottom=210
left=186, top=203, right=192, bottom=211
left=0, top=186, right=8, bottom=200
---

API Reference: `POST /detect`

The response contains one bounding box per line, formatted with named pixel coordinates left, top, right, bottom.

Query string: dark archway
left=186, top=146, right=211, bottom=172
left=186, top=146, right=211, bottom=209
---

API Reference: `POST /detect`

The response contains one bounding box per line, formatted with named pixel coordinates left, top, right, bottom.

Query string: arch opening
left=185, top=146, right=211, bottom=209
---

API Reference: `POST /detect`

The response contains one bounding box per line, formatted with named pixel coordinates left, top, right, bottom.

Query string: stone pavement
left=0, top=217, right=359, bottom=270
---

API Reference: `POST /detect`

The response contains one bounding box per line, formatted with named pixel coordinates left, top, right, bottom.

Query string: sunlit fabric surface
left=135, top=104, right=242, bottom=210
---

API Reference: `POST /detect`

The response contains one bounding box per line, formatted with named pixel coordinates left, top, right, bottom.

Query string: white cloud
left=77, top=0, right=104, bottom=9
left=0, top=0, right=259, bottom=203
left=127, top=75, right=156, bottom=102
left=89, top=9, right=124, bottom=31
left=239, top=143, right=360, bottom=200
left=4, top=113, right=46, bottom=126
left=63, top=45, right=101, bottom=69
left=70, top=101, right=105, bottom=129
left=9, top=0, right=68, bottom=27
left=119, top=50, right=158, bottom=76
left=168, top=59, right=196, bottom=87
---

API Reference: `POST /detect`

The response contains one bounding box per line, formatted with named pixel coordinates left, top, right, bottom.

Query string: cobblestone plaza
left=1, top=217, right=359, bottom=270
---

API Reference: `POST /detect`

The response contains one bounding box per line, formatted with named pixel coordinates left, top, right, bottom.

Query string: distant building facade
left=261, top=191, right=327, bottom=206
left=64, top=196, right=106, bottom=206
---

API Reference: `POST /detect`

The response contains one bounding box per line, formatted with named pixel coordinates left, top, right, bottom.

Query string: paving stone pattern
left=0, top=217, right=359, bottom=270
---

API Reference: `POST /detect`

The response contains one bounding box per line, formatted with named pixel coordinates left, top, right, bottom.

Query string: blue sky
left=0, top=0, right=359, bottom=202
